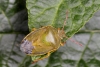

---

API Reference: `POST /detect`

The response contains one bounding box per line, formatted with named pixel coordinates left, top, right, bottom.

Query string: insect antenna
left=62, top=11, right=68, bottom=31
left=62, top=11, right=83, bottom=46
left=66, top=37, right=83, bottom=46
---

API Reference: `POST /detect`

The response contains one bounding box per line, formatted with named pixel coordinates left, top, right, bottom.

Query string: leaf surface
left=26, top=0, right=100, bottom=37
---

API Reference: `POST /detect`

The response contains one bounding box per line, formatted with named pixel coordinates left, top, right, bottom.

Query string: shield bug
left=20, top=11, right=82, bottom=63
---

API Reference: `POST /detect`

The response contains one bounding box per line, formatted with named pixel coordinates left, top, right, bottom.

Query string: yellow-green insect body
left=20, top=26, right=65, bottom=62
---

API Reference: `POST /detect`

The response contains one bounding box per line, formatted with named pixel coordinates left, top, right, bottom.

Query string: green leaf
left=25, top=0, right=100, bottom=67
left=0, top=0, right=100, bottom=67
left=26, top=0, right=100, bottom=37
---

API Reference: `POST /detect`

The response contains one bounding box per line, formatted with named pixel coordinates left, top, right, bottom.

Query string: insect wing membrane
left=22, top=26, right=61, bottom=55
